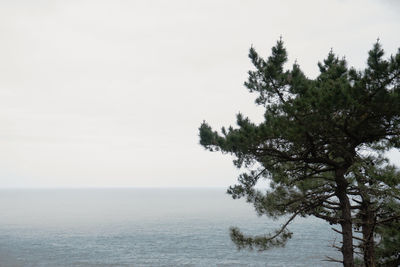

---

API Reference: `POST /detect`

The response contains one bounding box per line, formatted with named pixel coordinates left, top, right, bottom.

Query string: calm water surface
left=0, top=188, right=341, bottom=266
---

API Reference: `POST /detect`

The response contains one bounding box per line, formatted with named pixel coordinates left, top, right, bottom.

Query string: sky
left=0, top=0, right=399, bottom=188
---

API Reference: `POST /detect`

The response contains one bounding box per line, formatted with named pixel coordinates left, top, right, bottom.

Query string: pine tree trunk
left=361, top=198, right=376, bottom=267
left=363, top=225, right=375, bottom=267
left=336, top=170, right=354, bottom=267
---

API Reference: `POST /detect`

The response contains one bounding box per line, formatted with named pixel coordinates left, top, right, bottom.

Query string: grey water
left=0, top=188, right=341, bottom=266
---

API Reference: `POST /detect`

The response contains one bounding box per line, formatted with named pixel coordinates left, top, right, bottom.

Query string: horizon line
left=0, top=185, right=231, bottom=190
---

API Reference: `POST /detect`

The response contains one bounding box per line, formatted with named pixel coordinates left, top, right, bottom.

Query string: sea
left=0, top=188, right=341, bottom=266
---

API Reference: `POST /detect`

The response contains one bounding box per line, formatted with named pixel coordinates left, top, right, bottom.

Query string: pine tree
left=350, top=156, right=400, bottom=266
left=199, top=39, right=400, bottom=266
left=376, top=219, right=400, bottom=266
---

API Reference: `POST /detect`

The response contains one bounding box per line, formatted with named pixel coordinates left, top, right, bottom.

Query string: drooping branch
left=230, top=211, right=300, bottom=251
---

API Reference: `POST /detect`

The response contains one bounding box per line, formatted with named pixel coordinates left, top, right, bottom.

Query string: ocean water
left=0, top=188, right=341, bottom=266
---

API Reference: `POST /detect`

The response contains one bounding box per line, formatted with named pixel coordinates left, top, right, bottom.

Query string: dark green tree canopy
left=201, top=40, right=400, bottom=169
left=199, top=39, right=400, bottom=266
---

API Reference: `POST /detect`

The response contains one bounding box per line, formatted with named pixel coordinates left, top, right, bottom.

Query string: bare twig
left=322, top=256, right=343, bottom=263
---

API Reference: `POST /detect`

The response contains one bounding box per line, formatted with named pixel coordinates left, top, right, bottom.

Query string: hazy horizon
left=0, top=188, right=341, bottom=266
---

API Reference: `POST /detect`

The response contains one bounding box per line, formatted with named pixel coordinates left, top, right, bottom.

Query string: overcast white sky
left=0, top=0, right=399, bottom=188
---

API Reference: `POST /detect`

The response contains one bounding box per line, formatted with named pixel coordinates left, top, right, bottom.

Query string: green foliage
left=376, top=220, right=400, bottom=266
left=199, top=39, right=400, bottom=265
left=230, top=226, right=292, bottom=251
